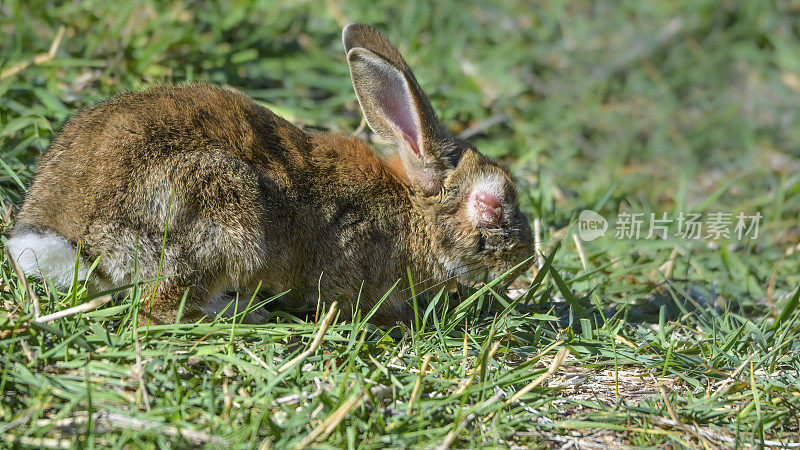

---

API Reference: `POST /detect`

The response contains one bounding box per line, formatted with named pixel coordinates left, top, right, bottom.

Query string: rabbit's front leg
left=138, top=274, right=209, bottom=325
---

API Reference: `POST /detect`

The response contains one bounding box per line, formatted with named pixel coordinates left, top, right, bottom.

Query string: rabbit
left=6, top=23, right=535, bottom=326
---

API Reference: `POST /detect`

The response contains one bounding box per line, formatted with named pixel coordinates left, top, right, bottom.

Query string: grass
left=2, top=0, right=800, bottom=447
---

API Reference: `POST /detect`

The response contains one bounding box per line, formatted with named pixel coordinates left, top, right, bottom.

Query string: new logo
left=578, top=210, right=608, bottom=241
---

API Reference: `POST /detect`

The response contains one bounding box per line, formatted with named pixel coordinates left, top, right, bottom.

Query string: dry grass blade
left=481, top=336, right=563, bottom=417
left=293, top=390, right=366, bottom=449
left=278, top=301, right=338, bottom=373
left=657, top=383, right=717, bottom=449
left=132, top=323, right=152, bottom=412
left=19, top=340, right=36, bottom=362
left=314, top=271, right=323, bottom=322
left=457, top=113, right=509, bottom=140
left=407, top=353, right=432, bottom=415
left=533, top=218, right=543, bottom=271
left=2, top=435, right=71, bottom=449
left=436, top=413, right=476, bottom=450
left=0, top=25, right=65, bottom=81
left=238, top=342, right=278, bottom=375
left=455, top=341, right=501, bottom=395
left=34, top=295, right=113, bottom=323
left=507, top=346, right=569, bottom=404
left=708, top=353, right=755, bottom=399
left=572, top=233, right=588, bottom=272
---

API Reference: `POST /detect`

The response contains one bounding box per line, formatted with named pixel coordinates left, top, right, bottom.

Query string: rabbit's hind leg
left=135, top=251, right=267, bottom=325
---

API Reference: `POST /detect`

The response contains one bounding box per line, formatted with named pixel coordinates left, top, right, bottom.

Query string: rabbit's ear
left=343, top=24, right=451, bottom=194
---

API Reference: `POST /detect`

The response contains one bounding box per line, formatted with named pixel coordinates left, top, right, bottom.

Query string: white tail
left=6, top=231, right=90, bottom=288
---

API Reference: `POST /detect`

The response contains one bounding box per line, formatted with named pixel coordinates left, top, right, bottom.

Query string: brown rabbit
left=6, top=24, right=534, bottom=325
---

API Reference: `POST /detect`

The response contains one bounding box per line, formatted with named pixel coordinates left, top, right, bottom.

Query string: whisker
left=399, top=260, right=484, bottom=293
left=404, top=264, right=490, bottom=302
left=405, top=269, right=485, bottom=303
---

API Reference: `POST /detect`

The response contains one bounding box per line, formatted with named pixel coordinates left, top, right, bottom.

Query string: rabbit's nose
left=474, top=192, right=503, bottom=227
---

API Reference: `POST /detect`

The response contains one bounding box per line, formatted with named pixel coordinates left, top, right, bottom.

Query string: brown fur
left=10, top=24, right=534, bottom=325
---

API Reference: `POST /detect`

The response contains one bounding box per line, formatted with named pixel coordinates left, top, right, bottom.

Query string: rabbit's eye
left=476, top=234, right=486, bottom=253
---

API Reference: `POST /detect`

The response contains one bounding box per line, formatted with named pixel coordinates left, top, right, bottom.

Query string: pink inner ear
left=400, top=131, right=421, bottom=157
left=383, top=99, right=421, bottom=157
left=473, top=191, right=503, bottom=226
left=377, top=76, right=421, bottom=158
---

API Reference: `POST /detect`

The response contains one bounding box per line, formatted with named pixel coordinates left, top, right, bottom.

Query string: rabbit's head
left=343, top=24, right=535, bottom=285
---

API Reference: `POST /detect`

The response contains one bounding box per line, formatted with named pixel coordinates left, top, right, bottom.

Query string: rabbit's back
left=10, top=83, right=416, bottom=323
left=20, top=84, right=306, bottom=235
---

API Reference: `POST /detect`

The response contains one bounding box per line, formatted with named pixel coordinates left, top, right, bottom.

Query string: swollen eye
left=474, top=191, right=503, bottom=227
